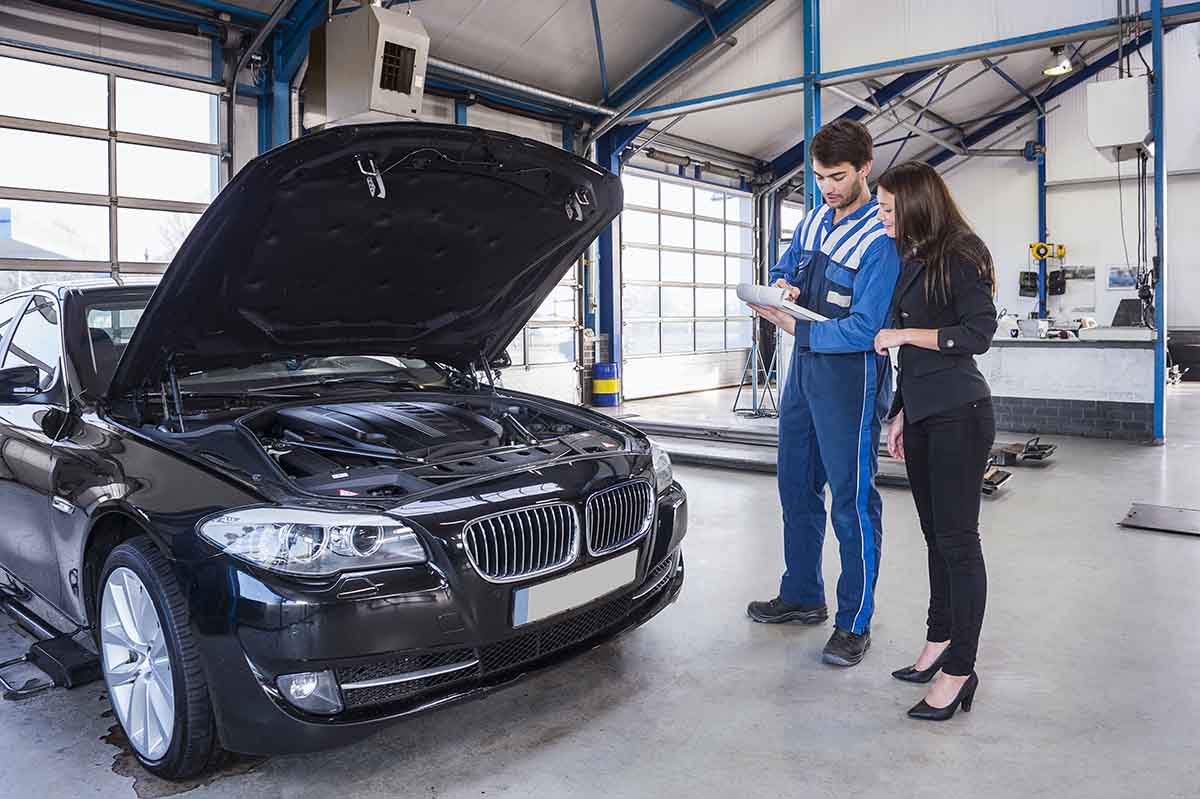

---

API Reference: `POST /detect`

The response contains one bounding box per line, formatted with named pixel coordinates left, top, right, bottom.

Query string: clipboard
left=736, top=283, right=829, bottom=322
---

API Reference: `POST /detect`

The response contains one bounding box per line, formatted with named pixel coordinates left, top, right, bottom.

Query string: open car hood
left=107, top=122, right=621, bottom=398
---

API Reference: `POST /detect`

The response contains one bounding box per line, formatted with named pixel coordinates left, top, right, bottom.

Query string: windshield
left=82, top=296, right=448, bottom=391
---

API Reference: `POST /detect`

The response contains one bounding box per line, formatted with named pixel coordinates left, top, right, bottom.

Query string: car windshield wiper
left=245, top=375, right=421, bottom=393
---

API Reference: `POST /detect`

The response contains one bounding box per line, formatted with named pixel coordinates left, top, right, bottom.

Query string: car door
left=0, top=293, right=68, bottom=608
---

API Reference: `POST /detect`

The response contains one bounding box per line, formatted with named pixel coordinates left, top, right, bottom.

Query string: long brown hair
left=877, top=161, right=995, bottom=303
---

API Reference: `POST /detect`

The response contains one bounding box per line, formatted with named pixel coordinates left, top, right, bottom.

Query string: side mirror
left=0, top=365, right=42, bottom=401
left=489, top=351, right=513, bottom=370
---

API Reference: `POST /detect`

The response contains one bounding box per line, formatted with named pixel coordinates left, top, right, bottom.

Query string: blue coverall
left=768, top=199, right=901, bottom=634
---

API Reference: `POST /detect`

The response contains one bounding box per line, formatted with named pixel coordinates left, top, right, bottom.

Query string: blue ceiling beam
left=589, top=0, right=611, bottom=103
left=663, top=0, right=718, bottom=16
left=607, top=0, right=773, bottom=109
left=927, top=28, right=1158, bottom=167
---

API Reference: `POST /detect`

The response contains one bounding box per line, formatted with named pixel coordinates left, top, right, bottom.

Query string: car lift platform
left=628, top=419, right=1029, bottom=496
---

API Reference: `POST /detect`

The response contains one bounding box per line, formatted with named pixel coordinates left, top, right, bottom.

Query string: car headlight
left=650, top=442, right=673, bottom=493
left=198, top=507, right=426, bottom=577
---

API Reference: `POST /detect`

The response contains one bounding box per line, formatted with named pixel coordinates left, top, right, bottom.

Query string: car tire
left=97, top=536, right=225, bottom=780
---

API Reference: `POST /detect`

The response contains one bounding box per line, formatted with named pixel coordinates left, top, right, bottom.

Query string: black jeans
left=903, top=398, right=995, bottom=676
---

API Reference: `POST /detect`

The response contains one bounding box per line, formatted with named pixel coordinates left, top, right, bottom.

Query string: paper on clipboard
left=736, top=283, right=829, bottom=322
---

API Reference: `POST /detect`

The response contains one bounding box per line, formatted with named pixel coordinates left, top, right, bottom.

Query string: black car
left=0, top=123, right=686, bottom=779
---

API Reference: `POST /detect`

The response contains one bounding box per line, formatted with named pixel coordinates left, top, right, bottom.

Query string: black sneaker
left=746, top=597, right=829, bottom=624
left=822, top=628, right=871, bottom=666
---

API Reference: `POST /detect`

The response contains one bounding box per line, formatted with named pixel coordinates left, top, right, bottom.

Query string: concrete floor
left=3, top=387, right=1200, bottom=798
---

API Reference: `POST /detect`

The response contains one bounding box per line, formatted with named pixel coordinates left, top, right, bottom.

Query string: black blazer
left=888, top=252, right=998, bottom=423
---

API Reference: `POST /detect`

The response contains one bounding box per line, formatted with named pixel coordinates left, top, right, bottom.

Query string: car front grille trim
left=586, top=480, right=655, bottom=556
left=462, top=502, right=579, bottom=583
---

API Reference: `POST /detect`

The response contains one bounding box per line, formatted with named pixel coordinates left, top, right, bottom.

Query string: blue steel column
left=1152, top=0, right=1167, bottom=441
left=802, top=0, right=820, bottom=208
left=455, top=100, right=468, bottom=125
left=596, top=132, right=623, bottom=370
left=1037, top=116, right=1048, bottom=318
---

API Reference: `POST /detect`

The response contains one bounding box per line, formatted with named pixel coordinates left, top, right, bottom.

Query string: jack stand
left=733, top=327, right=779, bottom=418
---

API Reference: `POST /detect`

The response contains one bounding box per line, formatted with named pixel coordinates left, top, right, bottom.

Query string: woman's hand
left=874, top=328, right=908, bottom=356
left=886, top=410, right=905, bottom=461
left=749, top=303, right=795, bottom=335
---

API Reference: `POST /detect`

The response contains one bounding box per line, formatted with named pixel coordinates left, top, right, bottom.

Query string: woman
left=872, top=161, right=998, bottom=721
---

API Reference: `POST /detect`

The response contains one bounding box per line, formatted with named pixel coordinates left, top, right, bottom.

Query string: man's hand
left=749, top=303, right=795, bottom=336
left=886, top=410, right=905, bottom=461
left=773, top=278, right=801, bottom=302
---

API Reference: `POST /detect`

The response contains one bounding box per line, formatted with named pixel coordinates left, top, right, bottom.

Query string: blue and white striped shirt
left=769, top=199, right=900, bottom=353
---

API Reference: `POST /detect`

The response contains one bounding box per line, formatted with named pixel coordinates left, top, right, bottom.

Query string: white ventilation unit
left=1086, top=75, right=1153, bottom=163
left=302, top=4, right=430, bottom=129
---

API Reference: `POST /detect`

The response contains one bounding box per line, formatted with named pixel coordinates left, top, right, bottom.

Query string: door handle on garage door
left=51, top=496, right=75, bottom=515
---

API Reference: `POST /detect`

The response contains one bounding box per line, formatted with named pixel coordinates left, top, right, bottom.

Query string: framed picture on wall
left=1107, top=265, right=1138, bottom=290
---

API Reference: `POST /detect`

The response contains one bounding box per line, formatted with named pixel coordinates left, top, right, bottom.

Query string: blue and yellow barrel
left=592, top=362, right=621, bottom=407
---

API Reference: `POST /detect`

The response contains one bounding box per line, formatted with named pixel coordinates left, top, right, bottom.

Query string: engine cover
left=274, top=401, right=504, bottom=456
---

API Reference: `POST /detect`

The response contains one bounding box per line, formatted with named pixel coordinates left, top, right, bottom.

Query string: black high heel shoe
left=891, top=646, right=951, bottom=684
left=907, top=672, right=978, bottom=721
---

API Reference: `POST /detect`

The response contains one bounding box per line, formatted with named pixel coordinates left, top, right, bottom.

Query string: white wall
left=822, top=0, right=1115, bottom=74
left=945, top=25, right=1200, bottom=329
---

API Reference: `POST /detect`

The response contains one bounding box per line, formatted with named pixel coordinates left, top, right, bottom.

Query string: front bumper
left=191, top=483, right=687, bottom=755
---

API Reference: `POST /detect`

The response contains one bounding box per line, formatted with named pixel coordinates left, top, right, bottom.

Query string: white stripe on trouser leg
left=852, top=352, right=871, bottom=633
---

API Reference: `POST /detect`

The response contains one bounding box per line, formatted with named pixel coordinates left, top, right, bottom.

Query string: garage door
left=619, top=168, right=756, bottom=400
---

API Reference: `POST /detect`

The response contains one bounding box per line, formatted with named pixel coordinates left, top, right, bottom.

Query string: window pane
left=622, top=210, right=658, bottom=245
left=695, top=253, right=724, bottom=284
left=624, top=322, right=659, bottom=356
left=661, top=321, right=694, bottom=353
left=725, top=194, right=752, bottom=223
left=527, top=326, right=575, bottom=364
left=696, top=288, right=725, bottom=317
left=660, top=250, right=692, bottom=282
left=4, top=296, right=61, bottom=389
left=726, top=224, right=753, bottom=254
left=781, top=203, right=806, bottom=236
left=0, top=271, right=107, bottom=296
left=86, top=306, right=144, bottom=345
left=623, top=285, right=658, bottom=318
left=533, top=285, right=574, bottom=322
left=0, top=57, right=107, bottom=128
left=117, top=208, right=200, bottom=263
left=117, top=143, right=218, bottom=203
left=695, top=189, right=725, bottom=219
left=696, top=320, right=725, bottom=351
left=506, top=330, right=526, bottom=365
left=116, top=78, right=218, bottom=144
left=661, top=287, right=693, bottom=317
left=0, top=297, right=27, bottom=343
left=0, top=130, right=108, bottom=195
left=727, top=319, right=753, bottom=349
left=727, top=288, right=750, bottom=316
left=622, top=246, right=658, bottom=282
left=660, top=181, right=693, bottom=214
left=695, top=220, right=724, bottom=252
left=660, top=215, right=693, bottom=249
left=727, top=257, right=754, bottom=285
left=621, top=174, right=658, bottom=208
left=2, top=201, right=108, bottom=260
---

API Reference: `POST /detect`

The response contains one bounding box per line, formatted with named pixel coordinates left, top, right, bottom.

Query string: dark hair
left=810, top=119, right=874, bottom=170
left=876, top=161, right=995, bottom=304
